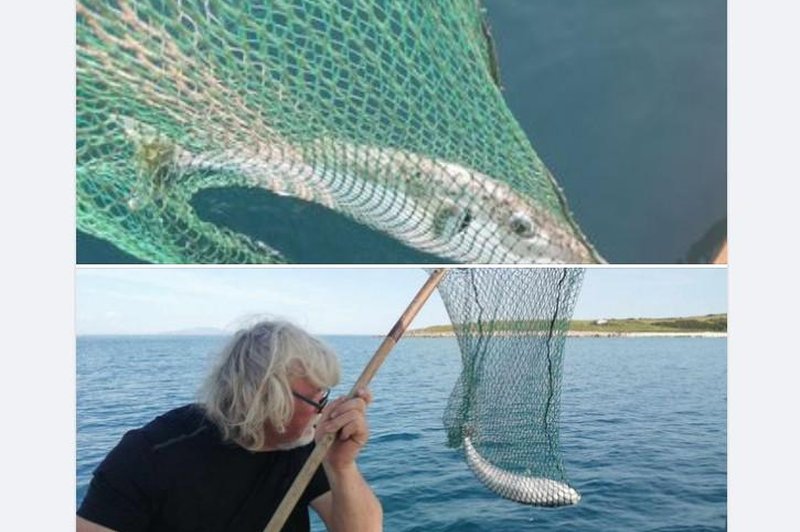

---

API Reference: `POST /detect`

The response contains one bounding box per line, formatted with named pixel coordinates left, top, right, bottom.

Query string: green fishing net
left=77, top=0, right=601, bottom=264
left=436, top=267, right=584, bottom=506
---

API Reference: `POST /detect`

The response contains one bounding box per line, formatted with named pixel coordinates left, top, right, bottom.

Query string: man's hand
left=315, top=388, right=372, bottom=470
left=311, top=388, right=382, bottom=531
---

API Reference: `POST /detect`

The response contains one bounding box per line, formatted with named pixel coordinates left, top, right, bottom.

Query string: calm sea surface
left=77, top=0, right=725, bottom=264
left=77, top=335, right=726, bottom=531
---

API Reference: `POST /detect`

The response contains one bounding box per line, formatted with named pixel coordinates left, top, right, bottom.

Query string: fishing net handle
left=265, top=268, right=448, bottom=532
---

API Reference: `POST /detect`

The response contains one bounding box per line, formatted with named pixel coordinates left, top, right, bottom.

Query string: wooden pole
left=264, top=268, right=448, bottom=532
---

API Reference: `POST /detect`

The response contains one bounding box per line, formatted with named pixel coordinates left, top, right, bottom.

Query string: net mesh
left=77, top=0, right=601, bottom=264
left=435, top=267, right=584, bottom=506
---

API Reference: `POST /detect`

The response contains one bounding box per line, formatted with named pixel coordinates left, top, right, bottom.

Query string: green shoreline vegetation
left=406, top=314, right=727, bottom=337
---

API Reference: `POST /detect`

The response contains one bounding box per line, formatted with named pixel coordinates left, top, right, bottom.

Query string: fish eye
left=508, top=213, right=535, bottom=238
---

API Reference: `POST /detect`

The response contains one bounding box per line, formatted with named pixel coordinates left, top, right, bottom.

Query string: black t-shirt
left=78, top=404, right=330, bottom=532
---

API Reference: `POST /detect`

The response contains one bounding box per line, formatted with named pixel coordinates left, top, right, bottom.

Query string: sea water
left=77, top=335, right=726, bottom=531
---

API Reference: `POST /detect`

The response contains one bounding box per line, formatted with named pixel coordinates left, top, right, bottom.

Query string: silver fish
left=118, top=117, right=602, bottom=264
left=463, top=435, right=581, bottom=507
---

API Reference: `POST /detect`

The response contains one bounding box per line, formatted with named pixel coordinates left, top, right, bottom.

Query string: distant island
left=405, top=314, right=727, bottom=338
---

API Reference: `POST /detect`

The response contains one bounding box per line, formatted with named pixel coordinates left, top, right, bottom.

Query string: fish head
left=432, top=162, right=602, bottom=264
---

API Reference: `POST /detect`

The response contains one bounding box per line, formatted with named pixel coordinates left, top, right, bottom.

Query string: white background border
left=3, top=0, right=800, bottom=529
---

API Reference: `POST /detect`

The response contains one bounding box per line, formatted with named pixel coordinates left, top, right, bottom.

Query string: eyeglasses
left=292, top=388, right=330, bottom=413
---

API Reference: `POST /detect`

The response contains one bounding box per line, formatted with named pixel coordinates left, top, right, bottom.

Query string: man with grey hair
left=77, top=320, right=383, bottom=531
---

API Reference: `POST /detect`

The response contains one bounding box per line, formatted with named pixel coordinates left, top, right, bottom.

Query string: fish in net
left=435, top=267, right=584, bottom=506
left=77, top=0, right=602, bottom=264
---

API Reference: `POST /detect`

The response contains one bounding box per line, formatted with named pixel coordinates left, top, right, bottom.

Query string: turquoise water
left=77, top=0, right=725, bottom=264
left=77, top=335, right=726, bottom=530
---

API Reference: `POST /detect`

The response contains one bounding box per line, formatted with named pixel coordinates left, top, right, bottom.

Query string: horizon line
left=77, top=311, right=727, bottom=337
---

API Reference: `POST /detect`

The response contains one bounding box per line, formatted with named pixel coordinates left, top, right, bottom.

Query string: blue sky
left=75, top=267, right=727, bottom=335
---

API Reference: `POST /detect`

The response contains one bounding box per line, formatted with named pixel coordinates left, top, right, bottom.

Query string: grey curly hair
left=199, top=320, right=340, bottom=450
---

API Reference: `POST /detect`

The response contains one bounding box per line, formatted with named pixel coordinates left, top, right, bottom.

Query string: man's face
left=270, top=377, right=327, bottom=450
